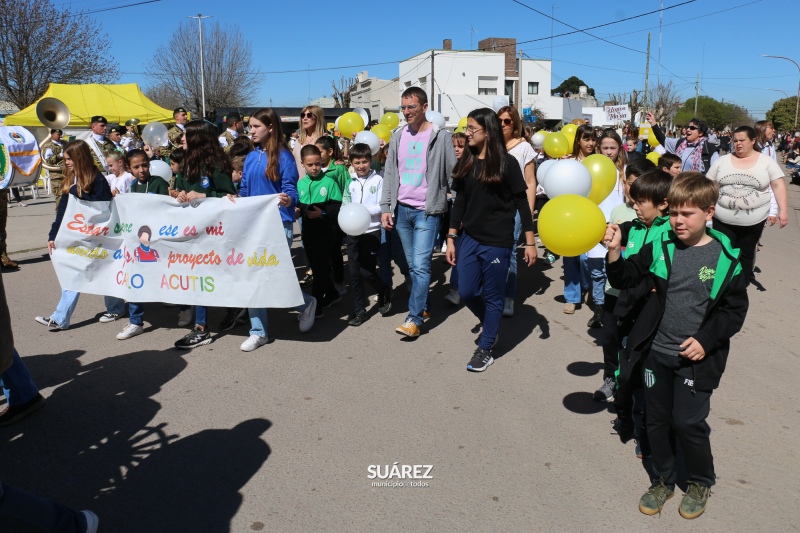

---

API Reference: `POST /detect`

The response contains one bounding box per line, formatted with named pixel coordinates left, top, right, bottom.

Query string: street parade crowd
left=0, top=85, right=793, bottom=530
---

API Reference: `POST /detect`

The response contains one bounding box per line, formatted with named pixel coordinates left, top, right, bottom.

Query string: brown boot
left=1, top=253, right=19, bottom=269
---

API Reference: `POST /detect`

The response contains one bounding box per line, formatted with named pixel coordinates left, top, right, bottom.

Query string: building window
left=478, top=76, right=498, bottom=96
left=528, top=82, right=539, bottom=95
left=478, top=88, right=497, bottom=96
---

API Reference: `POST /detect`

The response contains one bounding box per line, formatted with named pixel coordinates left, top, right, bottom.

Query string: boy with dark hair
left=298, top=145, right=344, bottom=314
left=658, top=153, right=681, bottom=178
left=315, top=136, right=349, bottom=295
left=605, top=172, right=748, bottom=519
left=345, top=143, right=391, bottom=326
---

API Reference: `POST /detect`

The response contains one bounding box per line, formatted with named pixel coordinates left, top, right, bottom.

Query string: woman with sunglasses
left=497, top=106, right=537, bottom=317
left=292, top=106, right=326, bottom=177
left=446, top=108, right=536, bottom=372
left=647, top=113, right=719, bottom=174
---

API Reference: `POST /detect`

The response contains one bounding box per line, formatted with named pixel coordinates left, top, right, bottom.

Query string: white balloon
left=354, top=130, right=381, bottom=155
left=141, top=122, right=169, bottom=147
left=492, top=96, right=509, bottom=113
left=425, top=110, right=446, bottom=129
left=531, top=131, right=546, bottom=149
left=353, top=107, right=370, bottom=128
left=335, top=116, right=341, bottom=131
left=536, top=159, right=557, bottom=191
left=338, top=202, right=372, bottom=236
left=149, top=160, right=172, bottom=181
left=541, top=160, right=592, bottom=199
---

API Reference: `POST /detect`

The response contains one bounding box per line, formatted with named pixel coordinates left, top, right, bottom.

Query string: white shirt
left=218, top=128, right=239, bottom=148
left=106, top=172, right=133, bottom=194
left=707, top=153, right=784, bottom=225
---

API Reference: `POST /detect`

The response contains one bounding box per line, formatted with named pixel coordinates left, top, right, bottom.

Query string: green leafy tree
left=551, top=76, right=595, bottom=97
left=766, top=97, right=797, bottom=131
left=675, top=96, right=730, bottom=131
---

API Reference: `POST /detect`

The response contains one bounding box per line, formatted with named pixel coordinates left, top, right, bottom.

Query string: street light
left=189, top=14, right=212, bottom=119
left=761, top=55, right=800, bottom=129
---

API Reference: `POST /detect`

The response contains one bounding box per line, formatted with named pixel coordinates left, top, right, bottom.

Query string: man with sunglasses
left=647, top=113, right=719, bottom=174
left=381, top=87, right=457, bottom=338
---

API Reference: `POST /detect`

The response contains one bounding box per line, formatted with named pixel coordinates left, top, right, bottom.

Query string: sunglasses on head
left=301, top=112, right=315, bottom=119
left=501, top=118, right=514, bottom=126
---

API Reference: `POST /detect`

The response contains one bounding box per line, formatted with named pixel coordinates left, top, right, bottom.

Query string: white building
left=309, top=96, right=336, bottom=108
left=349, top=71, right=399, bottom=122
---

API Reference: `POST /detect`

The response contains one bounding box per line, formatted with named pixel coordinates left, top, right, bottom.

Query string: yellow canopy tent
left=4, top=83, right=175, bottom=127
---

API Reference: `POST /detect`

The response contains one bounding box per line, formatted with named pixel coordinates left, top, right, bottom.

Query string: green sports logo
left=698, top=266, right=715, bottom=282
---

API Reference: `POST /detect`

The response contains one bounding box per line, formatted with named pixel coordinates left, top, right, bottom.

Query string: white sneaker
left=177, top=309, right=193, bottom=327
left=117, top=323, right=144, bottom=340
left=81, top=510, right=99, bottom=533
left=34, top=316, right=66, bottom=330
left=503, top=298, right=514, bottom=317
left=298, top=296, right=317, bottom=333
left=241, top=334, right=268, bottom=352
left=444, top=289, right=461, bottom=306
left=334, top=281, right=347, bottom=296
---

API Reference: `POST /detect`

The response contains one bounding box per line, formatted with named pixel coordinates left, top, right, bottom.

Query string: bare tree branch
left=144, top=20, right=258, bottom=118
left=0, top=0, right=119, bottom=109
left=331, top=76, right=356, bottom=108
left=649, top=81, right=681, bottom=125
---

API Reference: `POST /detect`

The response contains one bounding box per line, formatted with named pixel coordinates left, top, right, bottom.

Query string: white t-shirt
left=508, top=140, right=536, bottom=175
left=106, top=172, right=133, bottom=194
left=706, top=153, right=783, bottom=226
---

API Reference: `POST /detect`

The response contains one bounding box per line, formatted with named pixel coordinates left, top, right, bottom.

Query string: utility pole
left=518, top=50, right=523, bottom=109
left=658, top=0, right=663, bottom=83
left=761, top=55, right=800, bottom=129
left=430, top=50, right=435, bottom=111
left=694, top=74, right=700, bottom=115
left=644, top=33, right=651, bottom=119
left=189, top=14, right=211, bottom=118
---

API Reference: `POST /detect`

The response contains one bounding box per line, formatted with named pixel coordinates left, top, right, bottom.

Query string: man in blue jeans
left=381, top=87, right=456, bottom=338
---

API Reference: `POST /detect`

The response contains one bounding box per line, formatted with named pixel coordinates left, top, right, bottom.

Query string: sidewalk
left=5, top=190, right=57, bottom=256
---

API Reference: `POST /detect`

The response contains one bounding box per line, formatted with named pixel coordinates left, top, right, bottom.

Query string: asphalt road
left=2, top=175, right=799, bottom=532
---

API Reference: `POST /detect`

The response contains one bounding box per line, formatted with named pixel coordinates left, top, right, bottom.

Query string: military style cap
left=108, top=125, right=124, bottom=135
left=50, top=129, right=63, bottom=134
left=91, top=116, right=108, bottom=124
left=173, top=107, right=187, bottom=115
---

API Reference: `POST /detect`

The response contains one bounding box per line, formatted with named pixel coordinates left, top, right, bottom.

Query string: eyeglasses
left=300, top=112, right=315, bottom=119
left=466, top=126, right=484, bottom=135
left=501, top=118, right=514, bottom=126
left=399, top=105, right=419, bottom=111
left=687, top=125, right=699, bottom=131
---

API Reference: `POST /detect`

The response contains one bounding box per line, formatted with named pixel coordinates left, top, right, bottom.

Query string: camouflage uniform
left=0, top=190, right=18, bottom=269
left=87, top=136, right=115, bottom=172
left=219, top=130, right=237, bottom=154
left=161, top=125, right=184, bottom=160
left=41, top=138, right=66, bottom=212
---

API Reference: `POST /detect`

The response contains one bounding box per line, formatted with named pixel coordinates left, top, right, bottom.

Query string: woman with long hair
left=292, top=105, right=326, bottom=177
left=172, top=119, right=237, bottom=349
left=497, top=105, right=537, bottom=317
left=445, top=108, right=536, bottom=372
left=231, top=108, right=317, bottom=351
left=706, top=125, right=788, bottom=283
left=571, top=124, right=597, bottom=161
left=35, top=140, right=121, bottom=329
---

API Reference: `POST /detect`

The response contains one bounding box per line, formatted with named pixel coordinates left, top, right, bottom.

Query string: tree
left=145, top=21, right=258, bottom=118
left=674, top=96, right=754, bottom=131
left=551, top=76, right=595, bottom=97
left=331, top=76, right=357, bottom=108
left=608, top=90, right=643, bottom=120
left=0, top=0, right=118, bottom=109
left=766, top=97, right=797, bottom=131
left=647, top=81, right=682, bottom=126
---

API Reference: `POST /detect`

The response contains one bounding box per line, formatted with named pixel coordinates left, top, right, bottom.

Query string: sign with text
left=51, top=194, right=304, bottom=308
left=604, top=105, right=631, bottom=122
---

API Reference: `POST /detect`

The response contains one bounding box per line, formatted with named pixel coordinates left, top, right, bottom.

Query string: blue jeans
left=457, top=232, right=511, bottom=350
left=249, top=221, right=312, bottom=338
left=0, top=482, right=87, bottom=532
left=563, top=255, right=589, bottom=304
left=379, top=226, right=409, bottom=287
left=504, top=211, right=522, bottom=299
left=104, top=296, right=126, bottom=316
left=0, top=349, right=39, bottom=406
left=394, top=204, right=439, bottom=326
left=51, top=290, right=126, bottom=329
left=129, top=302, right=145, bottom=326
left=586, top=257, right=606, bottom=306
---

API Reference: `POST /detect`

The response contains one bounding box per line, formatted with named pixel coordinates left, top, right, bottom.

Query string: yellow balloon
left=338, top=112, right=365, bottom=139
left=561, top=123, right=578, bottom=137
left=380, top=112, right=400, bottom=129
left=582, top=154, right=618, bottom=204
left=646, top=151, right=661, bottom=164
left=544, top=132, right=570, bottom=159
left=538, top=194, right=607, bottom=257
left=565, top=132, right=576, bottom=153
left=371, top=124, right=391, bottom=143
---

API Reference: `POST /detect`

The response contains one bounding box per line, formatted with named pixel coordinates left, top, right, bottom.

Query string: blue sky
left=75, top=0, right=786, bottom=118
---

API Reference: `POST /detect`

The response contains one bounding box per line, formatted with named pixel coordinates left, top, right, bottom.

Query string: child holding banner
left=172, top=120, right=237, bottom=350
left=235, top=108, right=317, bottom=352
left=35, top=141, right=120, bottom=330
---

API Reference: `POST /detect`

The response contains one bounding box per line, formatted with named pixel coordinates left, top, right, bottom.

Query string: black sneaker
left=0, top=393, right=46, bottom=427
left=612, top=415, right=635, bottom=443
left=220, top=308, right=247, bottom=331
left=587, top=307, right=604, bottom=328
left=348, top=309, right=368, bottom=327
left=466, top=347, right=494, bottom=372
left=377, top=287, right=392, bottom=316
left=174, top=327, right=212, bottom=349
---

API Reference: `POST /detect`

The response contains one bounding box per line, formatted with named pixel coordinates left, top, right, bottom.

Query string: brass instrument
left=36, top=98, right=70, bottom=172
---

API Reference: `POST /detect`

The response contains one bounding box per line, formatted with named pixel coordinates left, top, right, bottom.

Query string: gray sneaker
left=444, top=289, right=461, bottom=306
left=594, top=377, right=616, bottom=402
left=639, top=479, right=674, bottom=515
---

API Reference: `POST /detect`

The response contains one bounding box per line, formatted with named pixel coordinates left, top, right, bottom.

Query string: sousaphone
left=36, top=97, right=70, bottom=172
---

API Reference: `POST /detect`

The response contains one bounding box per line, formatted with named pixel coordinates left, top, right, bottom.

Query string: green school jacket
left=174, top=166, right=236, bottom=198
left=130, top=176, right=170, bottom=195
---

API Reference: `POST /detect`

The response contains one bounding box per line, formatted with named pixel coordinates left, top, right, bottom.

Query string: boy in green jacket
left=606, top=172, right=748, bottom=519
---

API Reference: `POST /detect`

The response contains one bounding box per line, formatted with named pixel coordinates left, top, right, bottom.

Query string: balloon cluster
left=536, top=154, right=619, bottom=256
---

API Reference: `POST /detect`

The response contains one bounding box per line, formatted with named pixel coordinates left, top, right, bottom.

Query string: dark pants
left=331, top=230, right=345, bottom=284
left=346, top=232, right=387, bottom=312
left=303, top=225, right=338, bottom=303
left=601, top=295, right=619, bottom=380
left=644, top=350, right=715, bottom=489
left=712, top=217, right=765, bottom=283
left=457, top=232, right=511, bottom=350
left=0, top=482, right=87, bottom=532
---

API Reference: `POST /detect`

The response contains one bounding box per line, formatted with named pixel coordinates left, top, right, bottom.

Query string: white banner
left=604, top=104, right=630, bottom=122
left=51, top=194, right=304, bottom=308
